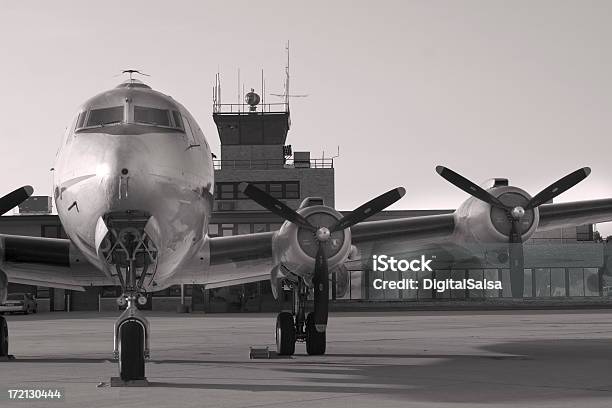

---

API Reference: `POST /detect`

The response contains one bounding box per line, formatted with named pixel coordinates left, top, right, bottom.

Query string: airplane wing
left=0, top=234, right=112, bottom=290
left=185, top=198, right=612, bottom=288
left=2, top=199, right=611, bottom=291
left=178, top=232, right=276, bottom=288
left=537, top=198, right=612, bottom=231
left=177, top=213, right=457, bottom=287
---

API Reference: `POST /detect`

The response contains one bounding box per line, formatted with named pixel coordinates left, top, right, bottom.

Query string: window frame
left=133, top=105, right=172, bottom=128
left=214, top=181, right=300, bottom=200
left=82, top=106, right=125, bottom=128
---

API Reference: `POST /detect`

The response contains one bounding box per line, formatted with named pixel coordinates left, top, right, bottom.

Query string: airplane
left=0, top=77, right=611, bottom=383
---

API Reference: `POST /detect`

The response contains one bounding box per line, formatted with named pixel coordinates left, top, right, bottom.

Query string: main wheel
left=305, top=312, right=326, bottom=355
left=118, top=320, right=145, bottom=381
left=275, top=312, right=295, bottom=356
left=0, top=316, right=8, bottom=357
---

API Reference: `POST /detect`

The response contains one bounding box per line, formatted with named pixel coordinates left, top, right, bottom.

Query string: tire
left=0, top=316, right=8, bottom=357
left=305, top=312, right=326, bottom=355
left=118, top=320, right=145, bottom=381
left=275, top=312, right=295, bottom=356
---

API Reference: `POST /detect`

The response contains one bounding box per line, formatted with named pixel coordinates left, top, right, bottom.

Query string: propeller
left=0, top=186, right=33, bottom=216
left=239, top=183, right=405, bottom=331
left=436, top=166, right=591, bottom=298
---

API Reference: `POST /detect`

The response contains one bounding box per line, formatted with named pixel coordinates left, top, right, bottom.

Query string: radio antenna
left=119, top=70, right=150, bottom=82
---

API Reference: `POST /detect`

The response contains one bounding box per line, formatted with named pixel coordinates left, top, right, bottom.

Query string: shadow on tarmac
left=144, top=339, right=612, bottom=403
left=6, top=339, right=612, bottom=403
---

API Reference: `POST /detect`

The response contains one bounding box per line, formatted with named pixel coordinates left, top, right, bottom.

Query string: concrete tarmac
left=1, top=309, right=612, bottom=407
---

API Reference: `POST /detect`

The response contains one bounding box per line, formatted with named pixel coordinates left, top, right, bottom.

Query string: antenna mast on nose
left=120, top=70, right=151, bottom=82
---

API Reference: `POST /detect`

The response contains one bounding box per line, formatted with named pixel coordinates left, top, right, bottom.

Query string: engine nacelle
left=454, top=185, right=540, bottom=246
left=271, top=204, right=352, bottom=288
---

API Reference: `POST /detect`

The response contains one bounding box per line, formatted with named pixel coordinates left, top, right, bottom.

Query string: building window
left=269, top=183, right=283, bottom=199
left=208, top=224, right=219, bottom=237
left=285, top=182, right=299, bottom=199
left=584, top=268, right=600, bottom=296
left=220, top=223, right=235, bottom=236
left=219, top=183, right=235, bottom=200
left=101, top=286, right=120, bottom=298
left=550, top=268, right=566, bottom=297
left=576, top=225, right=594, bottom=241
left=237, top=224, right=251, bottom=235
left=214, top=181, right=300, bottom=200
left=534, top=268, right=551, bottom=297
left=568, top=268, right=585, bottom=296
left=36, top=287, right=50, bottom=299
left=253, top=223, right=267, bottom=233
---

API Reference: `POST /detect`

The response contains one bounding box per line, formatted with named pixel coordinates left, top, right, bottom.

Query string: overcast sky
left=1, top=0, right=611, bottom=234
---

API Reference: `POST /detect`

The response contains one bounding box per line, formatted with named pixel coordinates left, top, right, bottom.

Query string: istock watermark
left=371, top=254, right=503, bottom=293
left=372, top=255, right=433, bottom=272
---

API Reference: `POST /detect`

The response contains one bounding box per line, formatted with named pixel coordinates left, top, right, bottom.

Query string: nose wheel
left=112, top=293, right=150, bottom=385
left=118, top=319, right=146, bottom=381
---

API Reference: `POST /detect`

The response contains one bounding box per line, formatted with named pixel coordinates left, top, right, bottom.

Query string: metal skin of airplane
left=1, top=78, right=612, bottom=382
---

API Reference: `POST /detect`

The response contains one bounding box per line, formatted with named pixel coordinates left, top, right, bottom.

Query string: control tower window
left=134, top=106, right=170, bottom=127
left=86, top=106, right=124, bottom=127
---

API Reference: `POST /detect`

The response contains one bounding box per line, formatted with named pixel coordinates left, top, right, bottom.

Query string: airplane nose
left=94, top=136, right=153, bottom=207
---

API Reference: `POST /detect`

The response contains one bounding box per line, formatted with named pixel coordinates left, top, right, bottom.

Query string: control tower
left=210, top=74, right=335, bottom=220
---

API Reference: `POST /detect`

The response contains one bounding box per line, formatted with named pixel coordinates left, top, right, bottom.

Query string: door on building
left=52, top=288, right=65, bottom=311
left=71, top=287, right=100, bottom=311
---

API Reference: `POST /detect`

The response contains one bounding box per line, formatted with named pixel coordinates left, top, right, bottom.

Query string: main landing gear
left=0, top=316, right=9, bottom=359
left=276, top=278, right=326, bottom=356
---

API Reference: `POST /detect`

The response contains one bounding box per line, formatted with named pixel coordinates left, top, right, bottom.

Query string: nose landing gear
left=100, top=213, right=157, bottom=385
left=113, top=293, right=150, bottom=384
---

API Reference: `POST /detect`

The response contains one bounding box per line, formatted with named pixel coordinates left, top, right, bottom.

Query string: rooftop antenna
left=213, top=72, right=221, bottom=111
left=120, top=69, right=150, bottom=82
left=285, top=41, right=290, bottom=108
left=270, top=42, right=309, bottom=101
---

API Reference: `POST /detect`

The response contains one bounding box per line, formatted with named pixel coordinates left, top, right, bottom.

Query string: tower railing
left=213, top=102, right=289, bottom=114
left=213, top=158, right=333, bottom=170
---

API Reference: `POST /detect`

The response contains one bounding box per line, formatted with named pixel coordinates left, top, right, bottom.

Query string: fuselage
left=53, top=80, right=214, bottom=289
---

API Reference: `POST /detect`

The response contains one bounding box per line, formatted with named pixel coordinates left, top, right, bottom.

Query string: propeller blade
left=436, top=166, right=508, bottom=209
left=239, top=183, right=315, bottom=231
left=0, top=185, right=33, bottom=216
left=330, top=187, right=406, bottom=232
left=509, top=242, right=525, bottom=298
left=508, top=219, right=524, bottom=298
left=526, top=167, right=591, bottom=210
left=312, top=243, right=329, bottom=332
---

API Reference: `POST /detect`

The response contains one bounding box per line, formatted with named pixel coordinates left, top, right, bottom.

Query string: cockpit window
left=172, top=111, right=184, bottom=130
left=134, top=106, right=170, bottom=127
left=76, top=112, right=87, bottom=129
left=86, top=106, right=124, bottom=127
